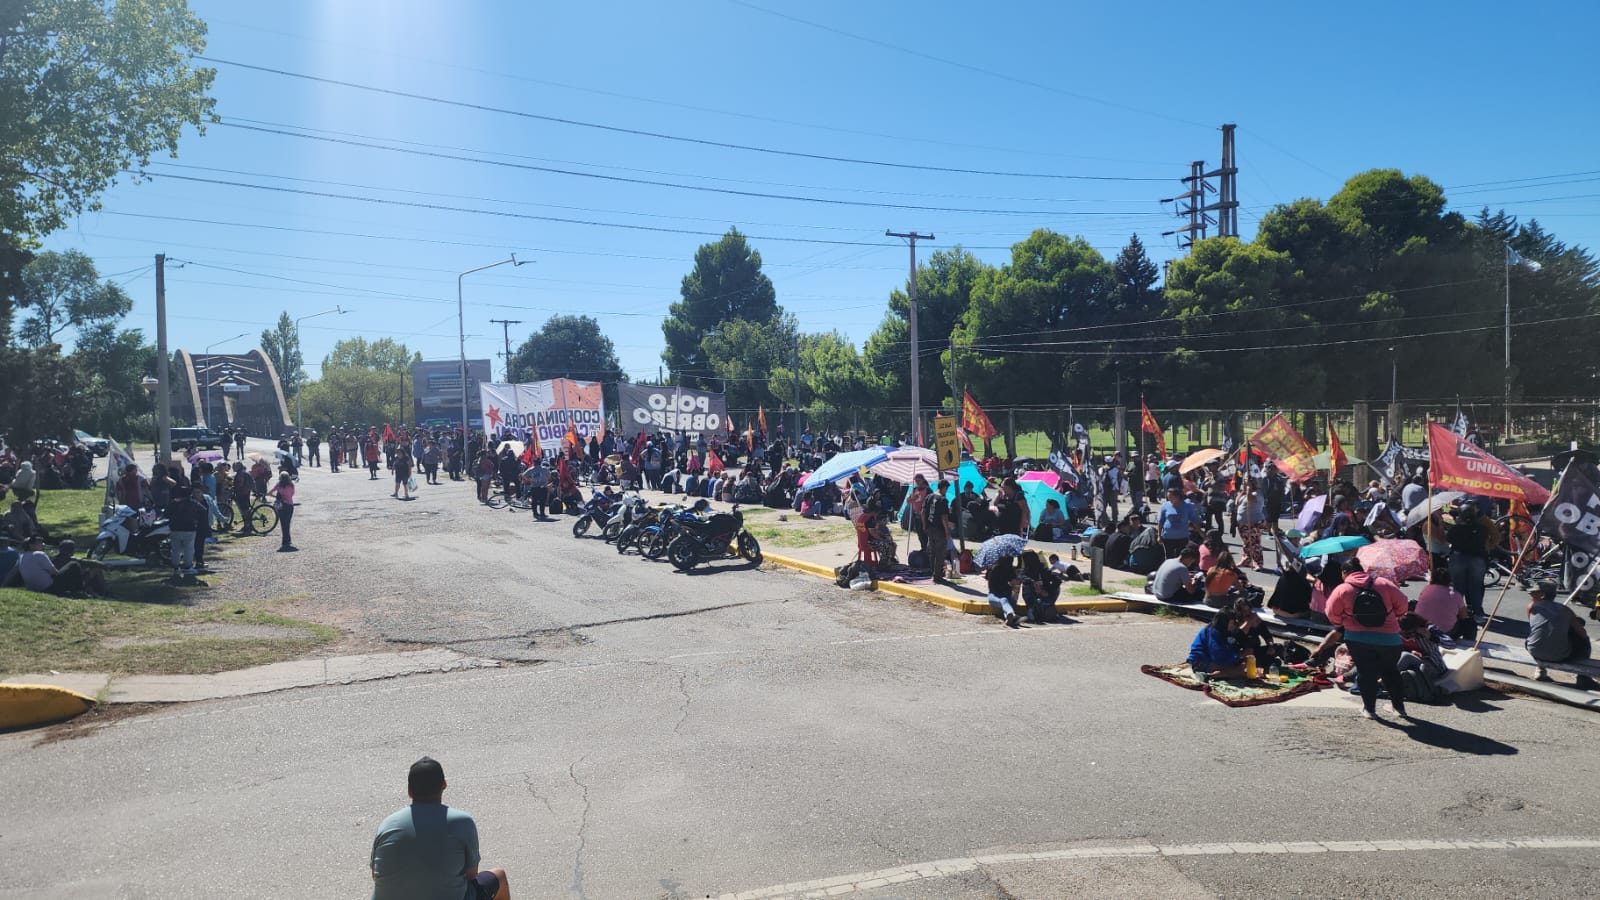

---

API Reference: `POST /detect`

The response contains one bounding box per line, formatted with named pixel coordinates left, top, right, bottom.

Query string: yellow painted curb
left=762, top=552, right=1138, bottom=616
left=0, top=684, right=97, bottom=730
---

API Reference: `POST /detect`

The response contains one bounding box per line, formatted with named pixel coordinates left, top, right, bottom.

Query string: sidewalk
left=2, top=648, right=501, bottom=705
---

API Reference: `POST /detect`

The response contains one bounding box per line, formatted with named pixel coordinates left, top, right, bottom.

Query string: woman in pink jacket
left=1325, top=557, right=1412, bottom=720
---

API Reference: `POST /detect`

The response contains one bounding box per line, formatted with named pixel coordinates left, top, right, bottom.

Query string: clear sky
left=43, top=0, right=1600, bottom=385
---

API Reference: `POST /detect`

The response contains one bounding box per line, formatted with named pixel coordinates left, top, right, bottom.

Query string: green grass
left=0, top=588, right=336, bottom=676
left=1066, top=584, right=1104, bottom=597
left=27, top=488, right=107, bottom=545
left=746, top=520, right=857, bottom=548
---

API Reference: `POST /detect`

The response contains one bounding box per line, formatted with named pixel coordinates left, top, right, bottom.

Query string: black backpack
left=1351, top=585, right=1389, bottom=628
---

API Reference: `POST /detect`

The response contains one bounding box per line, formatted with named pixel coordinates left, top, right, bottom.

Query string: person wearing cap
left=370, top=757, right=511, bottom=900
left=1526, top=581, right=1597, bottom=689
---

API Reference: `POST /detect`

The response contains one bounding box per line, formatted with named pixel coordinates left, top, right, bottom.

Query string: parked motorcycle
left=89, top=505, right=173, bottom=565
left=570, top=491, right=619, bottom=538
left=667, top=506, right=761, bottom=572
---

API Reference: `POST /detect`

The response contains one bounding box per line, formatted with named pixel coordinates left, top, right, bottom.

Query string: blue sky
left=44, top=0, right=1600, bottom=384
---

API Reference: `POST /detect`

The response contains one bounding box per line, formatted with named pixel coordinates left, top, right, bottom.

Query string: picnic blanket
left=1141, top=663, right=1328, bottom=708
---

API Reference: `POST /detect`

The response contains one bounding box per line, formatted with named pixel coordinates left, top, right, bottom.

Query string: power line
left=202, top=124, right=1169, bottom=217
left=202, top=56, right=1174, bottom=182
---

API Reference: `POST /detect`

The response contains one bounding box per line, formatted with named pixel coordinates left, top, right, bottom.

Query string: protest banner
left=961, top=391, right=998, bottom=441
left=1538, top=465, right=1600, bottom=575
left=1425, top=422, right=1548, bottom=504
left=1247, top=413, right=1318, bottom=483
left=1139, top=398, right=1167, bottom=461
left=479, top=378, right=605, bottom=447
left=616, top=383, right=728, bottom=440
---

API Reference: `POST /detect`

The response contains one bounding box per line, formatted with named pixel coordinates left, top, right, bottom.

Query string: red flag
left=961, top=391, right=998, bottom=440
left=1326, top=419, right=1347, bottom=484
left=630, top=429, right=648, bottom=464
left=528, top=425, right=542, bottom=458
left=707, top=449, right=725, bottom=474
left=686, top=451, right=701, bottom=474
left=1426, top=422, right=1548, bottom=503
left=519, top=443, right=535, bottom=467
left=1248, top=413, right=1318, bottom=483
left=564, top=422, right=580, bottom=452
left=382, top=423, right=397, bottom=442
left=1139, top=398, right=1167, bottom=461
left=758, top=405, right=768, bottom=437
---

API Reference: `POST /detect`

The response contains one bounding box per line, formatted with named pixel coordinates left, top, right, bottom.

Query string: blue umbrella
left=797, top=446, right=891, bottom=493
left=1298, top=534, right=1372, bottom=559
left=941, top=460, right=986, bottom=499
left=1017, top=480, right=1070, bottom=529
left=974, top=533, right=1028, bottom=569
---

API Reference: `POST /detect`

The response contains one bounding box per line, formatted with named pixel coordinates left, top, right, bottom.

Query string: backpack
left=1351, top=585, right=1390, bottom=627
left=1400, top=668, right=1445, bottom=704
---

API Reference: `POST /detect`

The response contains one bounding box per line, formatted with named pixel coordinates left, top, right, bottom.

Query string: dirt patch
left=176, top=623, right=317, bottom=640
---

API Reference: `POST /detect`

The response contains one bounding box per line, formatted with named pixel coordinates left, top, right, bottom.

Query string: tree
left=862, top=247, right=990, bottom=412
left=1, top=0, right=216, bottom=242
left=769, top=331, right=886, bottom=431
left=662, top=228, right=780, bottom=388
left=260, top=313, right=304, bottom=397
left=15, top=249, right=131, bottom=347
left=1110, top=234, right=1162, bottom=316
left=700, top=314, right=797, bottom=414
left=322, top=337, right=419, bottom=374
left=0, top=344, right=84, bottom=446
left=509, top=315, right=623, bottom=383
left=298, top=366, right=407, bottom=429
left=71, top=320, right=154, bottom=438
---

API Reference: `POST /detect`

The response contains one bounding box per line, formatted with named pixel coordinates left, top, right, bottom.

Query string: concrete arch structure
left=170, top=348, right=293, bottom=436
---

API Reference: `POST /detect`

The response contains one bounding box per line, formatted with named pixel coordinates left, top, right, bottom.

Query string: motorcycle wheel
left=572, top=515, right=592, bottom=538
left=602, top=520, right=624, bottom=543
left=90, top=536, right=114, bottom=561
left=737, top=532, right=763, bottom=564
left=668, top=537, right=698, bottom=571
left=644, top=529, right=671, bottom=560
left=616, top=527, right=638, bottom=554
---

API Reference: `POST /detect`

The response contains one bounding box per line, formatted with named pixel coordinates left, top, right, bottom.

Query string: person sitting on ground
left=985, top=554, right=1022, bottom=628
left=1033, top=498, right=1068, bottom=542
left=1150, top=545, right=1205, bottom=605
left=1526, top=581, right=1598, bottom=689
left=1230, top=596, right=1278, bottom=667
left=370, top=756, right=511, bottom=900
left=1414, top=567, right=1475, bottom=640
left=1397, top=612, right=1448, bottom=683
left=1266, top=554, right=1315, bottom=619
left=1187, top=608, right=1247, bottom=679
left=1198, top=529, right=1226, bottom=571
left=1019, top=550, right=1063, bottom=624
left=1202, top=550, right=1247, bottom=609
left=3, top=500, right=41, bottom=543
left=0, top=536, right=21, bottom=587
left=1103, top=515, right=1137, bottom=571
left=16, top=534, right=88, bottom=596
left=1125, top=518, right=1165, bottom=575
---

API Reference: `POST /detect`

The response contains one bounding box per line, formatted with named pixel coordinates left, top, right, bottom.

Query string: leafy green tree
left=770, top=330, right=886, bottom=431
left=1110, top=233, right=1162, bottom=316
left=699, top=314, right=797, bottom=414
left=0, top=343, right=84, bottom=446
left=863, top=247, right=989, bottom=413
left=71, top=321, right=154, bottom=438
left=15, top=249, right=131, bottom=347
left=0, top=0, right=216, bottom=242
left=322, top=336, right=419, bottom=374
left=662, top=228, right=780, bottom=388
left=510, top=315, right=624, bottom=383
left=0, top=237, right=33, bottom=345
left=298, top=366, right=407, bottom=429
left=260, top=312, right=304, bottom=397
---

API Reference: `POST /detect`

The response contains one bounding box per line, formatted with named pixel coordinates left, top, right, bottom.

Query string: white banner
left=479, top=379, right=605, bottom=445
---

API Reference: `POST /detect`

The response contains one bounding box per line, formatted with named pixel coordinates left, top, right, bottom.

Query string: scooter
left=90, top=505, right=173, bottom=565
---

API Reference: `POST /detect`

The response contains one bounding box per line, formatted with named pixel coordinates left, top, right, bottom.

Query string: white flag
left=1507, top=244, right=1543, bottom=272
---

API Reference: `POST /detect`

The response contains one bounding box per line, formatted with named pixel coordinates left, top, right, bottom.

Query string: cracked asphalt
left=3, top=449, right=1600, bottom=898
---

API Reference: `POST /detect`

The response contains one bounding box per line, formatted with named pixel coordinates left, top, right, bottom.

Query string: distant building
left=412, top=359, right=493, bottom=428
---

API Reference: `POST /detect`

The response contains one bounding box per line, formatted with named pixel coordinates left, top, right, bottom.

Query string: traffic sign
left=934, top=415, right=960, bottom=471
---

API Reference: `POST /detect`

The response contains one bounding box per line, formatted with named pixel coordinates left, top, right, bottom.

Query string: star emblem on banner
left=486, top=405, right=503, bottom=429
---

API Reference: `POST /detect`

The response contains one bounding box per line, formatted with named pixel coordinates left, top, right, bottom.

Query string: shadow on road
left=1381, top=716, right=1519, bottom=756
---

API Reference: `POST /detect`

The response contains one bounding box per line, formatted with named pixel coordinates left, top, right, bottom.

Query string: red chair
left=855, top=521, right=877, bottom=567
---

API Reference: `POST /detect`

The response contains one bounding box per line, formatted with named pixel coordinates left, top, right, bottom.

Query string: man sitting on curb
left=371, top=757, right=511, bottom=900
left=1527, top=581, right=1599, bottom=690
left=1150, top=545, right=1205, bottom=605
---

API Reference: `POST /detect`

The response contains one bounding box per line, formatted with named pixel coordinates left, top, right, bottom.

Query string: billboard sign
left=479, top=378, right=605, bottom=444
left=412, top=359, right=492, bottom=426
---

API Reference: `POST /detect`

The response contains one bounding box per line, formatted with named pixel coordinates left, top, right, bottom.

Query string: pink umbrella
left=1356, top=539, right=1431, bottom=584
left=1018, top=470, right=1061, bottom=490
left=867, top=446, right=940, bottom=485
left=188, top=449, right=224, bottom=464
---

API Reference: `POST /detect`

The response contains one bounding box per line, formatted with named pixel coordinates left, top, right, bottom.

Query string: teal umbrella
left=1017, top=480, right=1070, bottom=529
left=1298, top=535, right=1372, bottom=559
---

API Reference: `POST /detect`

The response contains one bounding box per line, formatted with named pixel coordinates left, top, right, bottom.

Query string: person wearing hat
left=1526, top=581, right=1597, bottom=689
left=16, top=534, right=86, bottom=595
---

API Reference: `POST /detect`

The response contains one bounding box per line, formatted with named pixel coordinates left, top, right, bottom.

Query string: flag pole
left=1564, top=557, right=1600, bottom=608
left=1473, top=459, right=1573, bottom=649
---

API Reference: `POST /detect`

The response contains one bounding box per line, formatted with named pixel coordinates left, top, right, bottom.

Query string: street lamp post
left=202, top=332, right=249, bottom=428
left=457, top=255, right=530, bottom=439
left=294, top=306, right=347, bottom=437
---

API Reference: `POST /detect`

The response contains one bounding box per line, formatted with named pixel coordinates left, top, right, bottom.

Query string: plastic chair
left=855, top=521, right=877, bottom=567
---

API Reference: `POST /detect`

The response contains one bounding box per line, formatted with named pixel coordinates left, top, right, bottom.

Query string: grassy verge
left=747, top=520, right=857, bottom=548
left=0, top=588, right=336, bottom=676
left=25, top=487, right=106, bottom=544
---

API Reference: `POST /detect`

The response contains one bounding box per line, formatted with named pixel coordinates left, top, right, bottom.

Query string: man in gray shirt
left=370, top=757, right=510, bottom=900
left=1526, top=581, right=1597, bottom=690
left=1150, top=546, right=1204, bottom=604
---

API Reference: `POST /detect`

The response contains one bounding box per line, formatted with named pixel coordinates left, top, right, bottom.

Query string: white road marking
left=712, top=836, right=1600, bottom=899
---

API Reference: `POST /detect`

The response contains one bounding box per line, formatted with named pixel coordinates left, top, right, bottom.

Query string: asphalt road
left=4, top=450, right=1599, bottom=899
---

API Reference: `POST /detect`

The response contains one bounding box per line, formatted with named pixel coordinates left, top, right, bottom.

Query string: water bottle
left=1268, top=661, right=1281, bottom=683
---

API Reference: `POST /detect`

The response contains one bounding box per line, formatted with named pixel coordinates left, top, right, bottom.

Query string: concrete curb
left=762, top=552, right=1140, bottom=616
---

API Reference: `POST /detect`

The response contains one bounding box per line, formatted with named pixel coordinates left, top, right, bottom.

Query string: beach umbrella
left=1356, top=539, right=1431, bottom=583
left=1017, top=480, right=1070, bottom=529
left=1298, top=534, right=1372, bottom=559
left=1178, top=448, right=1224, bottom=474
left=973, top=533, right=1029, bottom=569
left=1018, top=470, right=1061, bottom=490
left=495, top=440, right=525, bottom=457
left=187, top=449, right=223, bottom=464
left=797, top=447, right=890, bottom=493
left=1403, top=491, right=1465, bottom=528
left=1295, top=495, right=1327, bottom=532
left=868, top=446, right=940, bottom=485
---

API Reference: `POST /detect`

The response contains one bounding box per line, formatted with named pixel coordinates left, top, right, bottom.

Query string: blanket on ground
left=1141, top=662, right=1328, bottom=707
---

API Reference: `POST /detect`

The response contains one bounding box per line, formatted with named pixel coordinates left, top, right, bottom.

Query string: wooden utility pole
left=887, top=230, right=934, bottom=445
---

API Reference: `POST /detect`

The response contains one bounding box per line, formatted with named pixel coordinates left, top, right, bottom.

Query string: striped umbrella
left=868, top=446, right=941, bottom=485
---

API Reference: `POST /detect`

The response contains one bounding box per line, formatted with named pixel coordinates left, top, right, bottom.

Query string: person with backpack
left=1325, top=557, right=1410, bottom=720
left=923, top=479, right=952, bottom=581
left=1446, top=501, right=1499, bottom=621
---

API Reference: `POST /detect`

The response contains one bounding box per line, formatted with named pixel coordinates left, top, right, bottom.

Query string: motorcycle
left=601, top=494, right=648, bottom=543
left=667, top=505, right=762, bottom=572
left=630, top=504, right=702, bottom=560
left=571, top=490, right=622, bottom=538
left=89, top=505, right=173, bottom=565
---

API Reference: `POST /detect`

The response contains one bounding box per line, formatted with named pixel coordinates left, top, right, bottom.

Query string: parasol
left=1178, top=448, right=1224, bottom=474
left=973, top=533, right=1029, bottom=569
left=1298, top=534, right=1372, bottom=559
left=1356, top=539, right=1431, bottom=583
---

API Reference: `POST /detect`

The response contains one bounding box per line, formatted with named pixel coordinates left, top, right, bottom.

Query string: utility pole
left=490, top=318, right=522, bottom=382
left=155, top=254, right=172, bottom=464
left=792, top=336, right=801, bottom=447
left=886, top=230, right=934, bottom=445
left=1161, top=125, right=1240, bottom=246
left=1207, top=125, right=1240, bottom=238
left=1161, top=161, right=1212, bottom=249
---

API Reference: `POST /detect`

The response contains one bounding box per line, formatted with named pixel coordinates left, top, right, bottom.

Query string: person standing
left=365, top=438, right=382, bottom=480
left=1235, top=478, right=1266, bottom=570
left=165, top=484, right=202, bottom=577
left=923, top=479, right=952, bottom=581
left=1325, top=557, right=1410, bottom=720
left=1158, top=487, right=1201, bottom=559
left=328, top=430, right=342, bottom=473
left=1446, top=501, right=1497, bottom=620
left=220, top=426, right=234, bottom=461
left=421, top=440, right=442, bottom=485
left=269, top=472, right=297, bottom=552
left=290, top=432, right=304, bottom=465
left=369, top=757, right=512, bottom=900
left=307, top=430, right=322, bottom=467
left=233, top=427, right=246, bottom=459
left=522, top=458, right=549, bottom=519
left=392, top=445, right=414, bottom=500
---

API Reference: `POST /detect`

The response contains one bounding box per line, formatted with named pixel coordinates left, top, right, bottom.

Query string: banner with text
left=479, top=379, right=605, bottom=446
left=1247, top=413, right=1319, bottom=483
left=616, top=383, right=727, bottom=439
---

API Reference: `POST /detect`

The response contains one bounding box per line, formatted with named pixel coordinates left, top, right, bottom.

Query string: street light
left=457, top=255, right=530, bottom=440
left=202, top=332, right=249, bottom=428
left=294, top=306, right=347, bottom=436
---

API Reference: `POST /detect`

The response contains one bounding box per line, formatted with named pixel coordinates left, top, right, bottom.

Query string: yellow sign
left=934, top=416, right=960, bottom=471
